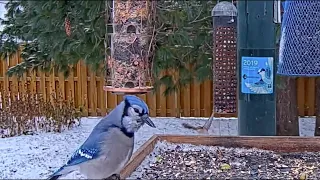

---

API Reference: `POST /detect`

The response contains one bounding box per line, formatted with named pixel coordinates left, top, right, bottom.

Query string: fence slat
left=146, top=91, right=157, bottom=117
left=11, top=54, right=19, bottom=95
left=69, top=66, right=75, bottom=102
left=81, top=62, right=88, bottom=116
left=159, top=71, right=167, bottom=117
left=58, top=73, right=65, bottom=100
left=2, top=56, right=8, bottom=93
left=192, top=80, right=201, bottom=117
left=89, top=70, right=97, bottom=116
left=297, top=78, right=306, bottom=116
left=306, top=77, right=315, bottom=116
left=49, top=68, right=56, bottom=103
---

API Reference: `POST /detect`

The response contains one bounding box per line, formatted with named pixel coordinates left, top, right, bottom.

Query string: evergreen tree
left=0, top=0, right=217, bottom=95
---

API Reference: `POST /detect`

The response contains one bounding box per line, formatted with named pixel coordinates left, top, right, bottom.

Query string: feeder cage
left=277, top=1, right=320, bottom=76
left=104, top=0, right=155, bottom=94
left=212, top=1, right=237, bottom=116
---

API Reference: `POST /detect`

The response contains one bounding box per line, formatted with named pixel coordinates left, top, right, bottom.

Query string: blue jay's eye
left=133, top=108, right=140, bottom=113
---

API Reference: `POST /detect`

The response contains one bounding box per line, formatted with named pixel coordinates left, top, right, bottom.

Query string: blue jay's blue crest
left=124, top=95, right=149, bottom=115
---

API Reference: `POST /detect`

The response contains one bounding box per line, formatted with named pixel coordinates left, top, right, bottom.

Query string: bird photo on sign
left=241, top=57, right=274, bottom=94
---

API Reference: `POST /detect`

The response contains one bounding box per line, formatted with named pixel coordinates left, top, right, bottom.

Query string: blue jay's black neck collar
left=110, top=124, right=134, bottom=138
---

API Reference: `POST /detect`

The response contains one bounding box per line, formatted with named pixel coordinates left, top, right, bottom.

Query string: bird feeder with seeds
left=104, top=0, right=156, bottom=94
left=211, top=1, right=237, bottom=116
left=277, top=1, right=320, bottom=76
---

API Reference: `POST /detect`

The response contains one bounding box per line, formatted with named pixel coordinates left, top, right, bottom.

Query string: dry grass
left=0, top=88, right=83, bottom=138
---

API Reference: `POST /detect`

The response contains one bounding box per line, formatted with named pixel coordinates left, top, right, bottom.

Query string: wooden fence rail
left=0, top=52, right=316, bottom=117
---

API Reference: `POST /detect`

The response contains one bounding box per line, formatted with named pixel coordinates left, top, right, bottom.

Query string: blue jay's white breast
left=78, top=128, right=134, bottom=179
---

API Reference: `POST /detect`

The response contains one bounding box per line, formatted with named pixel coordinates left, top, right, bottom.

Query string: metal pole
left=237, top=1, right=276, bottom=136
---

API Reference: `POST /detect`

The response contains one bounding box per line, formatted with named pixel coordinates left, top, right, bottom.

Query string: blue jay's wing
left=245, top=82, right=269, bottom=94
left=64, top=147, right=100, bottom=167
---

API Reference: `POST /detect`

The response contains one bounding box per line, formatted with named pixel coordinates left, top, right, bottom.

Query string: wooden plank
left=2, top=56, right=9, bottom=94
left=174, top=70, right=180, bottom=118
left=120, top=135, right=320, bottom=179
left=76, top=63, right=83, bottom=112
left=159, top=70, right=167, bottom=117
left=182, top=83, right=191, bottom=117
left=159, top=135, right=320, bottom=152
left=192, top=79, right=201, bottom=117
left=98, top=76, right=107, bottom=116
left=49, top=68, right=56, bottom=103
left=40, top=69, right=47, bottom=102
left=10, top=53, right=19, bottom=95
left=106, top=91, right=118, bottom=114
left=68, top=66, right=75, bottom=102
left=80, top=61, right=88, bottom=116
left=306, top=77, right=315, bottom=116
left=17, top=50, right=27, bottom=99
left=89, top=70, right=97, bottom=116
left=30, top=70, right=37, bottom=94
left=120, top=135, right=159, bottom=178
left=202, top=80, right=212, bottom=117
left=146, top=90, right=157, bottom=117
left=296, top=77, right=305, bottom=116
left=58, top=73, right=65, bottom=100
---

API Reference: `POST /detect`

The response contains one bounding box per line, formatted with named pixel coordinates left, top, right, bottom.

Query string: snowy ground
left=0, top=117, right=316, bottom=179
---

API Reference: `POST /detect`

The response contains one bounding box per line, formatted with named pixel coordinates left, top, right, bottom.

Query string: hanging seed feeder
left=104, top=0, right=156, bottom=94
left=277, top=1, right=320, bottom=76
left=212, top=1, right=237, bottom=116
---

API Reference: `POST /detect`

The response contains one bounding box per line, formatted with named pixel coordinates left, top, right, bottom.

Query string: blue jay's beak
left=142, top=114, right=156, bottom=128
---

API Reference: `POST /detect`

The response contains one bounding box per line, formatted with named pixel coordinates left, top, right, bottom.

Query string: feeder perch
left=212, top=1, right=237, bottom=116
left=277, top=1, right=320, bottom=76
left=104, top=0, right=155, bottom=94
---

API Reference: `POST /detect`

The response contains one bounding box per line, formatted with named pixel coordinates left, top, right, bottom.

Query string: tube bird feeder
left=211, top=1, right=237, bottom=116
left=104, top=0, right=155, bottom=94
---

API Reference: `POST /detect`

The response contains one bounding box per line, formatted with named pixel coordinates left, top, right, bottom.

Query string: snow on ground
left=0, top=117, right=316, bottom=179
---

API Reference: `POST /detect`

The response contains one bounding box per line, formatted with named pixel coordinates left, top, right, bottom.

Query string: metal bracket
left=273, top=0, right=282, bottom=23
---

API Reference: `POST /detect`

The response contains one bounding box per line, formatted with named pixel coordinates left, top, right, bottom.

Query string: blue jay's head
left=121, top=95, right=156, bottom=133
left=257, top=68, right=266, bottom=74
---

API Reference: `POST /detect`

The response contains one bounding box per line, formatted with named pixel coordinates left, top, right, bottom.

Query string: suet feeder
left=104, top=0, right=156, bottom=94
left=277, top=1, right=320, bottom=76
left=211, top=1, right=237, bottom=116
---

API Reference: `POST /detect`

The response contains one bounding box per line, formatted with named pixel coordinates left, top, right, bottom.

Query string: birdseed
left=128, top=141, right=320, bottom=179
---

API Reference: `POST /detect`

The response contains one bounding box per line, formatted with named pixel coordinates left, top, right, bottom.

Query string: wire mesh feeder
left=104, top=0, right=156, bottom=94
left=212, top=1, right=237, bottom=116
left=277, top=1, right=320, bottom=76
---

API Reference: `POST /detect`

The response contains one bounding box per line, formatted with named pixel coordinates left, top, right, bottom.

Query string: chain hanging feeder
left=104, top=0, right=156, bottom=94
left=211, top=1, right=237, bottom=117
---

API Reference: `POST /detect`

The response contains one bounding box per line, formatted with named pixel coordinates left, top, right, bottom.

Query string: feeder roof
left=212, top=1, right=237, bottom=17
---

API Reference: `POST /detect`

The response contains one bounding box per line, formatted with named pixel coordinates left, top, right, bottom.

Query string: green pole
left=237, top=1, right=276, bottom=136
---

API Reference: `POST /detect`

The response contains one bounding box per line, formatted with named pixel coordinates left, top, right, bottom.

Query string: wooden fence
left=0, top=52, right=317, bottom=117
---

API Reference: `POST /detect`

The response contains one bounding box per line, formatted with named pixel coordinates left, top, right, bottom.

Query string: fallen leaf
left=156, top=155, right=162, bottom=163
left=220, top=163, right=231, bottom=170
left=299, top=172, right=307, bottom=180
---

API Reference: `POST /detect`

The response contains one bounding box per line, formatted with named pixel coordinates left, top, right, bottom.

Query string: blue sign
left=241, top=57, right=274, bottom=94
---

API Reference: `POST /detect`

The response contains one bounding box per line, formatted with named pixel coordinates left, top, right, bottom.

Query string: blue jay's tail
left=47, top=166, right=65, bottom=180
left=47, top=174, right=61, bottom=180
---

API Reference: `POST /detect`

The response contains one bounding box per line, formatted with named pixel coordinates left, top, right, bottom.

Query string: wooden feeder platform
left=120, top=135, right=320, bottom=178
left=103, top=86, right=154, bottom=95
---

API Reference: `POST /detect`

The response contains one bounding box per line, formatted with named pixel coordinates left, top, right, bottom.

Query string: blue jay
left=47, top=95, right=156, bottom=180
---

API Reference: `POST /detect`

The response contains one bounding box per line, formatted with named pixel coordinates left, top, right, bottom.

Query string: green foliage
left=153, top=0, right=216, bottom=95
left=0, top=0, right=217, bottom=95
left=0, top=0, right=108, bottom=77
